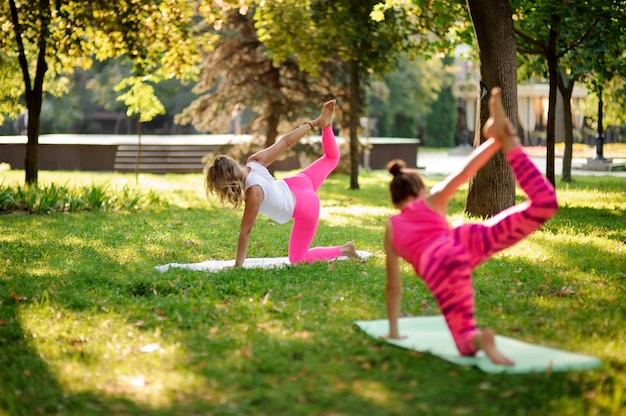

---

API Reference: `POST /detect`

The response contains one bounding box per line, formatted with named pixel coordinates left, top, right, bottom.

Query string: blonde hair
left=205, top=155, right=245, bottom=208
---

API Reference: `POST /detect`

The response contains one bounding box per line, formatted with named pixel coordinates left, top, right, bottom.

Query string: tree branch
left=556, top=18, right=601, bottom=59
left=33, top=0, right=51, bottom=99
left=514, top=27, right=548, bottom=53
left=8, top=0, right=31, bottom=95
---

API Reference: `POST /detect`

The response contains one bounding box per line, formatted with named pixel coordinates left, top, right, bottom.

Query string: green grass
left=0, top=169, right=624, bottom=416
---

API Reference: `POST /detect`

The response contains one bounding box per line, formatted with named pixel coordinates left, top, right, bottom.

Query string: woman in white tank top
left=205, top=100, right=359, bottom=267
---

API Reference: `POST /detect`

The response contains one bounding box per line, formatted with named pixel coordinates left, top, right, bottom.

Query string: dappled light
left=16, top=304, right=208, bottom=409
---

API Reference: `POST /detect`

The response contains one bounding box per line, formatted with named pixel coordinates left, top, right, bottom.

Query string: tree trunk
left=465, top=0, right=517, bottom=217
left=24, top=98, right=42, bottom=185
left=557, top=68, right=575, bottom=182
left=134, top=117, right=142, bottom=183
left=348, top=59, right=360, bottom=190
left=544, top=23, right=559, bottom=186
left=11, top=0, right=50, bottom=185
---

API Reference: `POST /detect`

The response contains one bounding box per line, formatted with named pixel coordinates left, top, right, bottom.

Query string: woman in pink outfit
left=383, top=88, right=558, bottom=365
left=205, top=100, right=358, bottom=267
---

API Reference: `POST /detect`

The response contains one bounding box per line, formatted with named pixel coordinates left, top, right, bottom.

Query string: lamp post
left=595, top=85, right=605, bottom=160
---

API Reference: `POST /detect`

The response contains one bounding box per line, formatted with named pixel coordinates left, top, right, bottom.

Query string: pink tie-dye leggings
left=417, top=147, right=558, bottom=355
left=283, top=126, right=342, bottom=263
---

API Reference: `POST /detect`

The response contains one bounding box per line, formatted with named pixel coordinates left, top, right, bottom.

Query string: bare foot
left=473, top=328, right=514, bottom=365
left=482, top=88, right=519, bottom=153
left=312, top=99, right=335, bottom=128
left=340, top=241, right=358, bottom=258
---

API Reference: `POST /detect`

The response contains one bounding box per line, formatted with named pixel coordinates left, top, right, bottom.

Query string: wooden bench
left=114, top=145, right=215, bottom=173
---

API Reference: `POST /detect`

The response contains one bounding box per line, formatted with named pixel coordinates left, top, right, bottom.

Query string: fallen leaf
left=294, top=330, right=310, bottom=339
left=139, top=343, right=160, bottom=353
left=583, top=390, right=596, bottom=399
left=237, top=344, right=253, bottom=359
left=558, top=285, right=576, bottom=296
left=9, top=290, right=27, bottom=303
left=119, top=375, right=146, bottom=387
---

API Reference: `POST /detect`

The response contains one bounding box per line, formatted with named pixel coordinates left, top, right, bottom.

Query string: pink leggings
left=417, top=148, right=558, bottom=355
left=283, top=126, right=342, bottom=263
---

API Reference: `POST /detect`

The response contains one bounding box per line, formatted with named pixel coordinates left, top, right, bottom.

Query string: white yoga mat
left=155, top=250, right=373, bottom=273
left=354, top=316, right=603, bottom=374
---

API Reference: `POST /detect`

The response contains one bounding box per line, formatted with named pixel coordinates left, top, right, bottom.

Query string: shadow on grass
left=0, top=280, right=148, bottom=415
left=549, top=205, right=625, bottom=236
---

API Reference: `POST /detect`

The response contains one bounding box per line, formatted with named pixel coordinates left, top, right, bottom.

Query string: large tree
left=464, top=0, right=519, bottom=217
left=0, top=0, right=199, bottom=184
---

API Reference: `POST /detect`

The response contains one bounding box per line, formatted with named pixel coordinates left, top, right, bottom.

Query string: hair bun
left=386, top=159, right=406, bottom=176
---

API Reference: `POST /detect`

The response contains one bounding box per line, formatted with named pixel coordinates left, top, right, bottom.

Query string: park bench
left=113, top=144, right=213, bottom=174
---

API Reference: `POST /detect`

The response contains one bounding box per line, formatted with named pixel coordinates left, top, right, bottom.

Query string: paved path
left=416, top=150, right=626, bottom=178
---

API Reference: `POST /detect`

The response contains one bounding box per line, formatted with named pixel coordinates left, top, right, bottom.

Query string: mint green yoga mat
left=353, top=316, right=603, bottom=374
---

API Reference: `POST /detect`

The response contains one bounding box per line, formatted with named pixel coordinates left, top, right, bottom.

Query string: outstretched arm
left=383, top=220, right=405, bottom=339
left=235, top=186, right=262, bottom=267
left=426, top=138, right=501, bottom=214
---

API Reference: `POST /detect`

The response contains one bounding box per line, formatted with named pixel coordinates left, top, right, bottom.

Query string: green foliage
left=115, top=77, right=166, bottom=123
left=580, top=78, right=626, bottom=131
left=423, top=88, right=457, bottom=147
left=370, top=54, right=448, bottom=138
left=0, top=180, right=166, bottom=214
left=256, top=0, right=446, bottom=77
left=0, top=169, right=624, bottom=415
left=512, top=0, right=626, bottom=130
left=0, top=0, right=202, bottom=183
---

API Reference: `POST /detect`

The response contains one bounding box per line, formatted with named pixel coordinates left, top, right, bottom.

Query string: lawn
left=0, top=168, right=624, bottom=416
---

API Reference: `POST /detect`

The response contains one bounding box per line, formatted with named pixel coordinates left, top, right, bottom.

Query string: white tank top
left=244, top=162, right=295, bottom=224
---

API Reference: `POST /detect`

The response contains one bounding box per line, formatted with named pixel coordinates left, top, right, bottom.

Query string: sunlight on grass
left=17, top=304, right=215, bottom=408
left=557, top=187, right=626, bottom=209
left=351, top=380, right=393, bottom=405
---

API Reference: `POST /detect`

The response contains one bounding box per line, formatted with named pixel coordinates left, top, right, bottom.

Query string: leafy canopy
left=0, top=0, right=201, bottom=122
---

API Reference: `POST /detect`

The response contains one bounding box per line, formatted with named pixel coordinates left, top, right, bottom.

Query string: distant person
left=206, top=99, right=358, bottom=267
left=14, top=110, right=28, bottom=135
left=229, top=104, right=244, bottom=135
left=382, top=88, right=558, bottom=365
